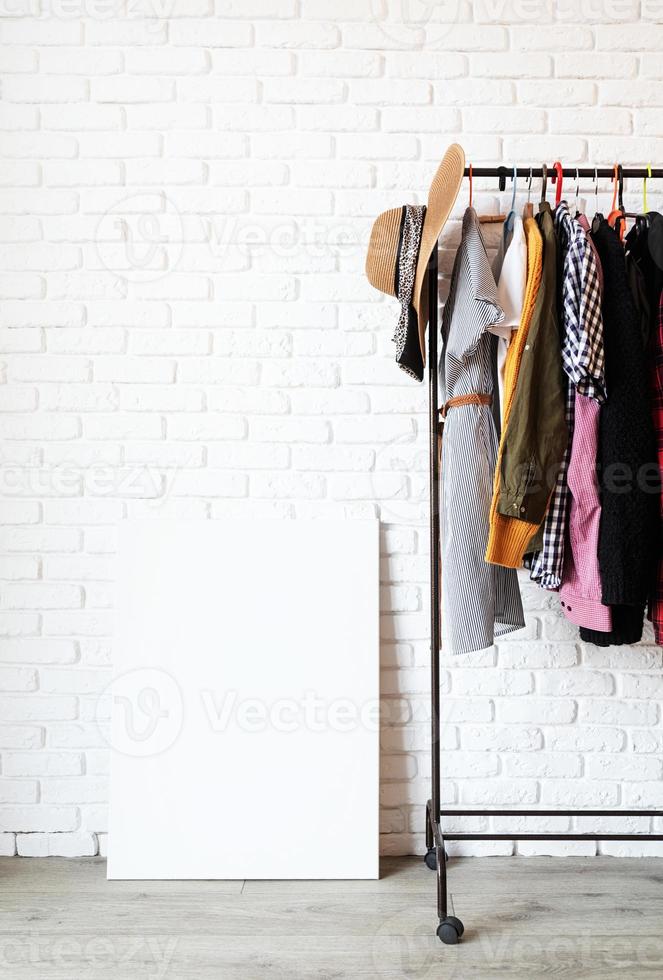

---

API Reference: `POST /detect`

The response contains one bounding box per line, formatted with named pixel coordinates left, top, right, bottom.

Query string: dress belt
left=440, top=392, right=492, bottom=420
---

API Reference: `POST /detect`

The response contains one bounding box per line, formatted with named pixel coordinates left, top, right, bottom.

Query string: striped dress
left=439, top=207, right=524, bottom=656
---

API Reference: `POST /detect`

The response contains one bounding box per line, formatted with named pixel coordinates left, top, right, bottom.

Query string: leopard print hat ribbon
left=394, top=204, right=427, bottom=382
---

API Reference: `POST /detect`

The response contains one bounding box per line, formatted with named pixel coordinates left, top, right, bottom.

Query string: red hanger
left=553, top=161, right=564, bottom=206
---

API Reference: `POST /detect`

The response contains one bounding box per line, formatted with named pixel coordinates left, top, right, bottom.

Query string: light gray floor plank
left=1, top=856, right=663, bottom=979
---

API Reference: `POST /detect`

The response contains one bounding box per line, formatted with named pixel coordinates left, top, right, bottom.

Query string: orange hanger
left=553, top=160, right=564, bottom=206
left=607, top=163, right=626, bottom=241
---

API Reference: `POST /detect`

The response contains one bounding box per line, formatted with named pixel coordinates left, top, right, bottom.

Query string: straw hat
left=365, top=143, right=465, bottom=365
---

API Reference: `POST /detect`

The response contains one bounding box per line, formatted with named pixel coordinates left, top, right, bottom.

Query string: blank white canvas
left=108, top=519, right=379, bottom=880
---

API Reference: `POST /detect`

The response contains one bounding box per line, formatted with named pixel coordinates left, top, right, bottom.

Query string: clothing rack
left=424, top=165, right=663, bottom=946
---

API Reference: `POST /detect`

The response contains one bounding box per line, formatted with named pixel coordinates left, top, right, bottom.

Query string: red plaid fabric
left=649, top=291, right=663, bottom=643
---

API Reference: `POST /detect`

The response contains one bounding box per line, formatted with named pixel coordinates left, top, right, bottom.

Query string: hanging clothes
left=625, top=220, right=652, bottom=347
left=485, top=216, right=544, bottom=568
left=579, top=218, right=659, bottom=647
left=490, top=214, right=527, bottom=424
left=559, top=393, right=611, bottom=631
left=625, top=217, right=663, bottom=348
left=529, top=201, right=606, bottom=591
left=559, top=217, right=611, bottom=633
left=488, top=203, right=568, bottom=568
left=648, top=291, right=663, bottom=644
left=439, top=207, right=524, bottom=656
left=578, top=212, right=604, bottom=293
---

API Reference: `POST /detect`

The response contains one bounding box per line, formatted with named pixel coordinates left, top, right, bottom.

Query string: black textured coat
left=579, top=219, right=659, bottom=647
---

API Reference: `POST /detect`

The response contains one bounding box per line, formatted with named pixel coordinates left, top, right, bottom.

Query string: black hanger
left=618, top=164, right=625, bottom=212
left=573, top=168, right=581, bottom=218
left=610, top=164, right=628, bottom=238
left=591, top=168, right=603, bottom=235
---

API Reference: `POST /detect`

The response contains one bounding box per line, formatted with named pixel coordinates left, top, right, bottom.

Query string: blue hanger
left=504, top=165, right=518, bottom=237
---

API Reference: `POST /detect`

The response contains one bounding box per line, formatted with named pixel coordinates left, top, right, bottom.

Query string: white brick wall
left=1, top=1, right=663, bottom=860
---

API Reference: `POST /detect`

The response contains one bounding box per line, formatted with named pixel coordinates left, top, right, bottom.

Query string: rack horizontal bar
left=439, top=808, right=663, bottom=839
left=465, top=166, right=663, bottom=179
left=444, top=834, right=663, bottom=842
left=440, top=809, right=663, bottom=818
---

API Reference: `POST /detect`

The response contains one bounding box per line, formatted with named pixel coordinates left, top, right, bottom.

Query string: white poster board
left=107, top=519, right=379, bottom=880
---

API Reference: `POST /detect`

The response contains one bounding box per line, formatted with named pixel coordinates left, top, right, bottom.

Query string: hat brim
left=413, top=143, right=466, bottom=365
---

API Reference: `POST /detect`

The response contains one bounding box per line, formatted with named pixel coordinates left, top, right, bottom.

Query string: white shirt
left=490, top=215, right=527, bottom=422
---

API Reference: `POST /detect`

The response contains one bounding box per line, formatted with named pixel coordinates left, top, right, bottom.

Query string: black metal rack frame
left=424, top=164, right=663, bottom=946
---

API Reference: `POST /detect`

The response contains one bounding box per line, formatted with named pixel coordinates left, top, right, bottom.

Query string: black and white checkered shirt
left=530, top=202, right=606, bottom=590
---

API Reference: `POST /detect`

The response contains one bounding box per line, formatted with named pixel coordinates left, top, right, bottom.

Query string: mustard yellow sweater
left=486, top=217, right=544, bottom=568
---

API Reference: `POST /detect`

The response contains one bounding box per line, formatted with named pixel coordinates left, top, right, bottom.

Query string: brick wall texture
left=1, top=0, right=663, bottom=858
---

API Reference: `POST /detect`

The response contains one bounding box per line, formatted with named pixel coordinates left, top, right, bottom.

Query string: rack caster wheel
left=423, top=848, right=448, bottom=870
left=437, top=916, right=464, bottom=945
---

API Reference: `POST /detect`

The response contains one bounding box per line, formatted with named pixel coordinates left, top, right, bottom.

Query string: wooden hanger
left=469, top=163, right=508, bottom=224
left=523, top=168, right=534, bottom=219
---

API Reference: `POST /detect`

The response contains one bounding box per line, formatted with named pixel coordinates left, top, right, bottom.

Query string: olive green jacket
left=496, top=204, right=568, bottom=533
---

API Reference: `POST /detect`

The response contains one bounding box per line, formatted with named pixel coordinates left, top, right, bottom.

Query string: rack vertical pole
left=428, top=244, right=441, bottom=841
left=425, top=242, right=452, bottom=929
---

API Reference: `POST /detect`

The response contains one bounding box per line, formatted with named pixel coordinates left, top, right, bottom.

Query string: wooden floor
left=1, top=856, right=663, bottom=978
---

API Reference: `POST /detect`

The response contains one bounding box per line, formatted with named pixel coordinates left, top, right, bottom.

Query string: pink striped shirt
left=559, top=392, right=612, bottom=631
